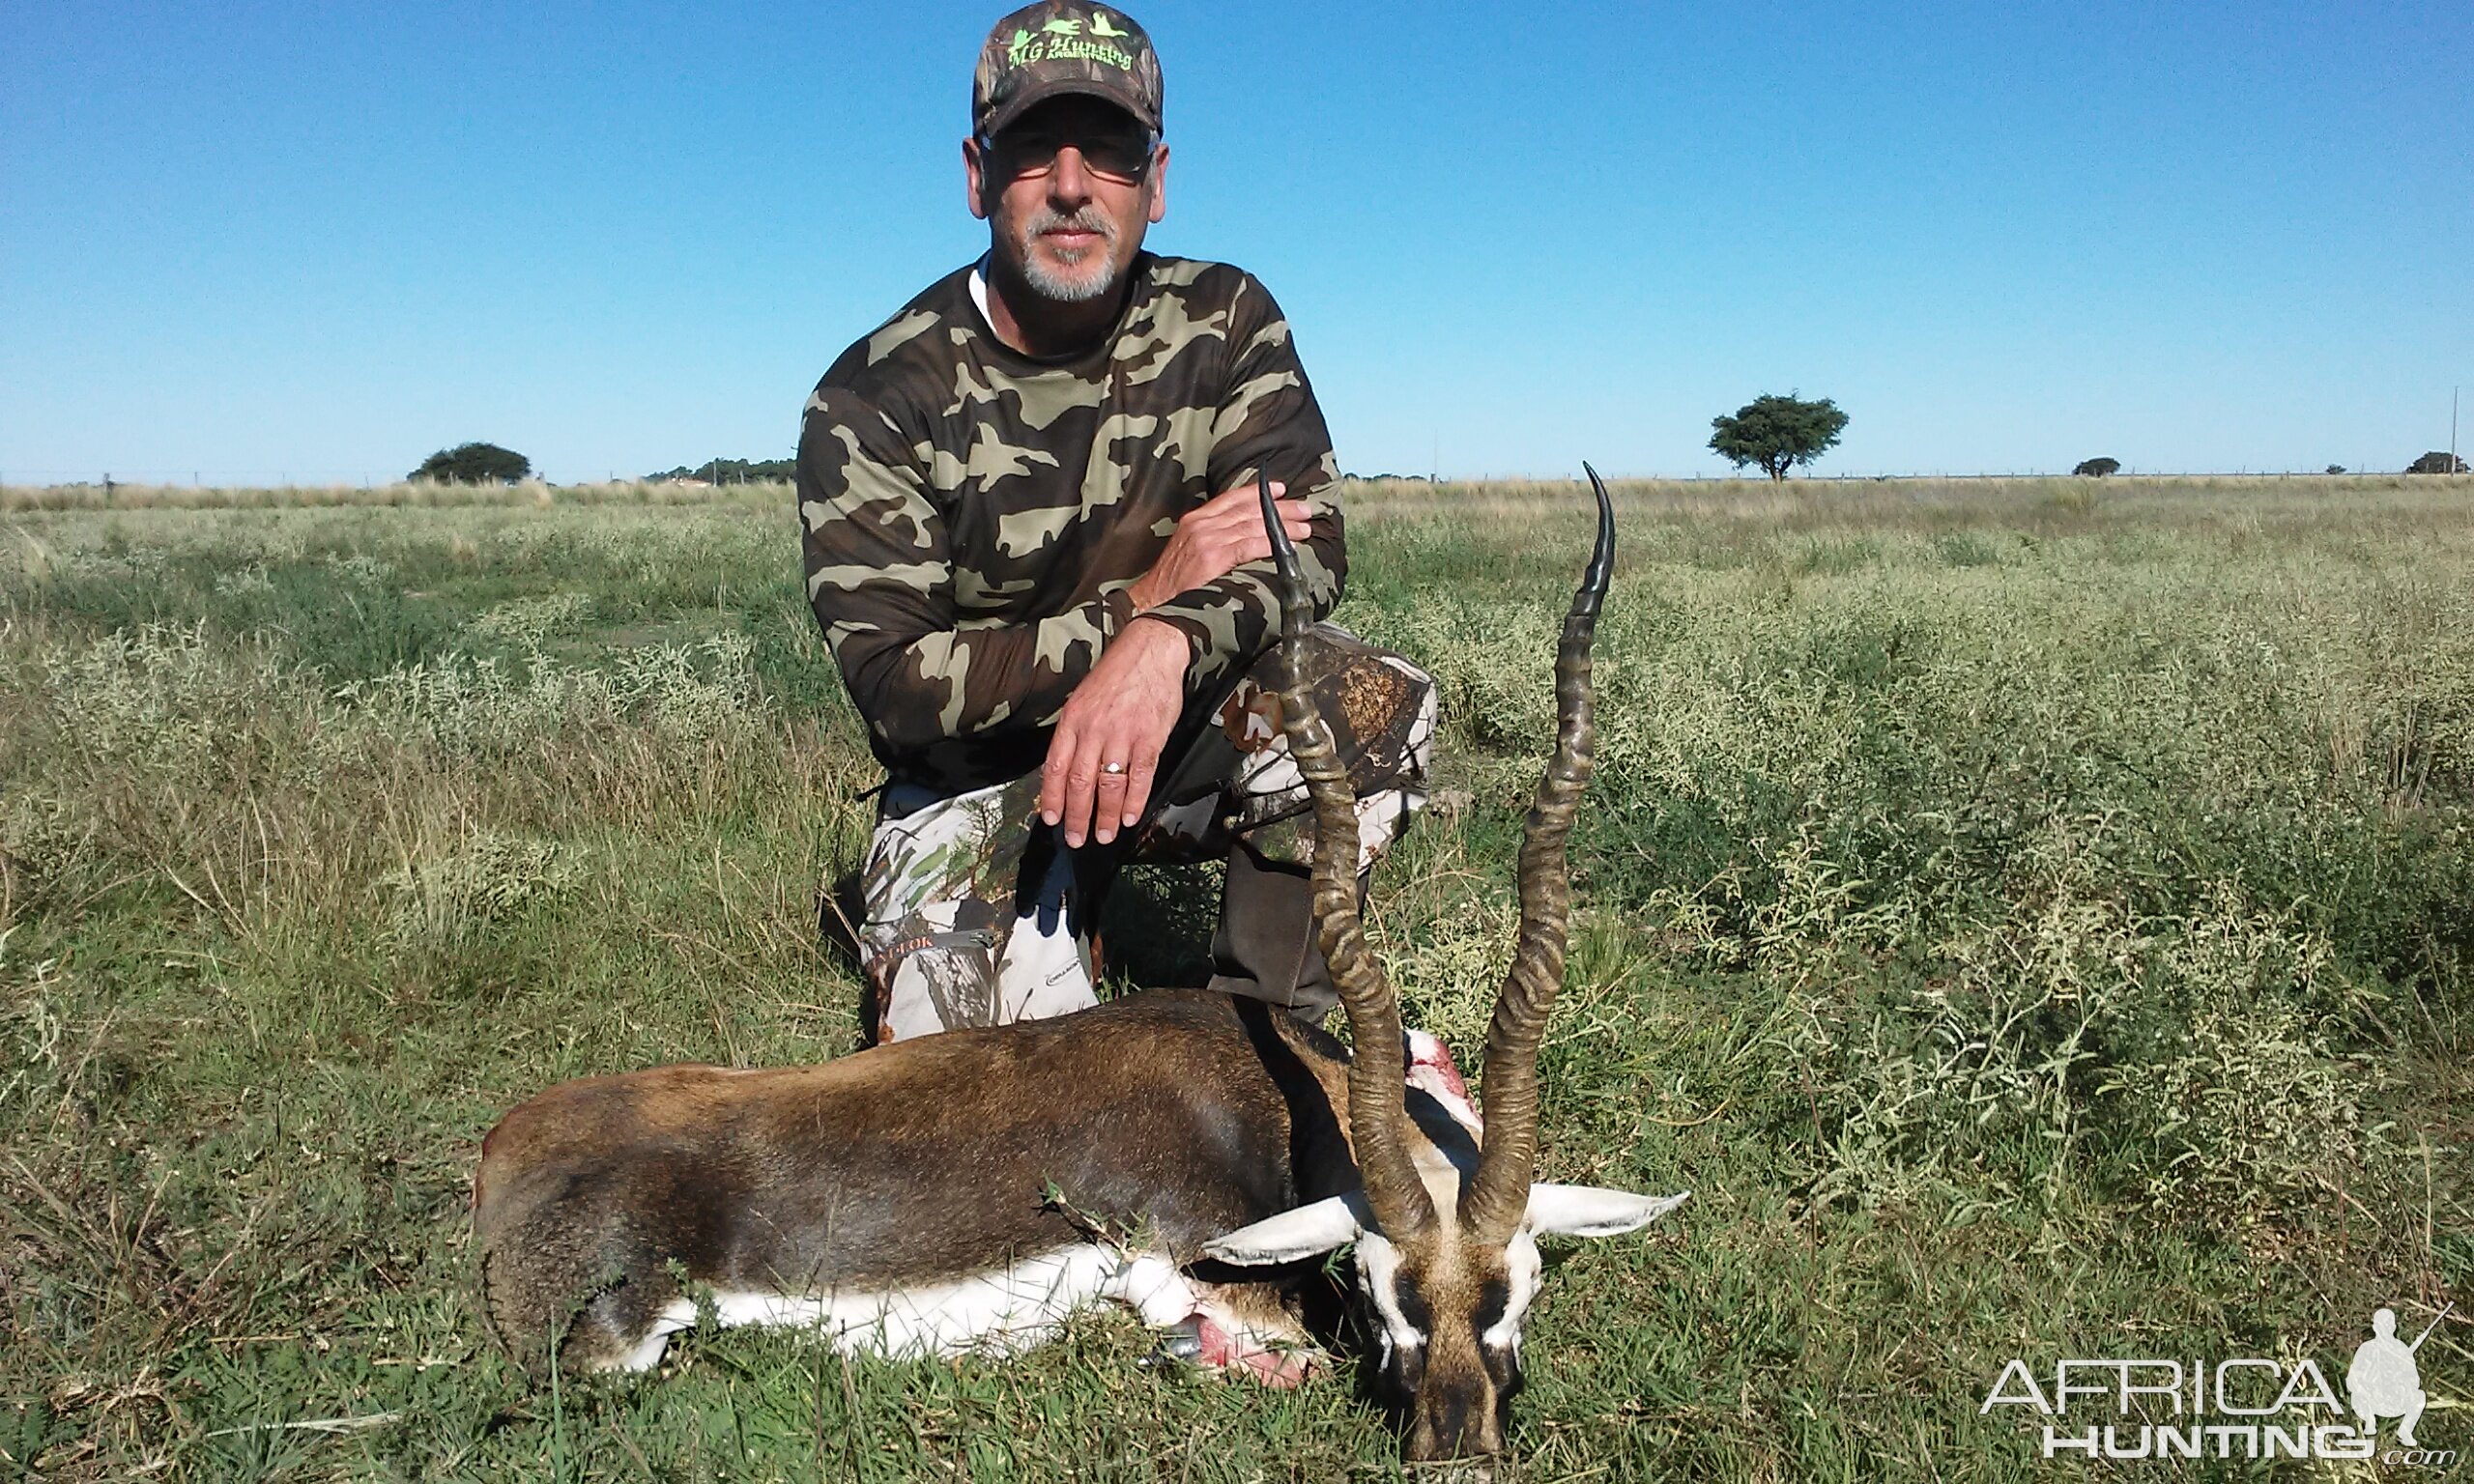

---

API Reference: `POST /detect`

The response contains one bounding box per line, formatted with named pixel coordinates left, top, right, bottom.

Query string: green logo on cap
left=1003, top=19, right=1135, bottom=73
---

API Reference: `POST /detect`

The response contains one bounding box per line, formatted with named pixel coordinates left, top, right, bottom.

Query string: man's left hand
left=1039, top=616, right=1192, bottom=848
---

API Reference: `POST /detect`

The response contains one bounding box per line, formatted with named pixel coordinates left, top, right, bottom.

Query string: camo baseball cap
left=973, top=2, right=1164, bottom=140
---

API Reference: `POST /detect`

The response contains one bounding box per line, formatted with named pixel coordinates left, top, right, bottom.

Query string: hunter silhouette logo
left=2349, top=1304, right=2451, bottom=1448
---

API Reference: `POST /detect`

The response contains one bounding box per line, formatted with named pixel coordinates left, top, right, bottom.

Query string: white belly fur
left=618, top=1244, right=1200, bottom=1372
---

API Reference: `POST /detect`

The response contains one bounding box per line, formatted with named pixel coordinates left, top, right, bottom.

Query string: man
left=798, top=1, right=1436, bottom=1042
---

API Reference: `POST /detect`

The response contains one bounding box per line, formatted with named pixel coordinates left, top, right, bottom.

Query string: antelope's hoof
left=1140, top=1318, right=1207, bottom=1367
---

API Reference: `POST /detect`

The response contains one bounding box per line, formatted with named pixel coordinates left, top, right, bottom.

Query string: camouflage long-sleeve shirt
left=797, top=252, right=1345, bottom=795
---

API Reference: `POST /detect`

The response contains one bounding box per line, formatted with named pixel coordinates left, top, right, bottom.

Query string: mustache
left=1021, top=205, right=1116, bottom=244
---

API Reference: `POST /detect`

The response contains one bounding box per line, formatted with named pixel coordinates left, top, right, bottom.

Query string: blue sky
left=3, top=1, right=2466, bottom=483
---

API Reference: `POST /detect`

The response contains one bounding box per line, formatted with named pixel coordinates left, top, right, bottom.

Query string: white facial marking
left=1354, top=1231, right=1424, bottom=1360
left=1486, top=1229, right=1544, bottom=1354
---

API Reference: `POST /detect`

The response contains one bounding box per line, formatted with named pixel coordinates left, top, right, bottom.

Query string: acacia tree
left=2406, top=451, right=2468, bottom=474
left=2073, top=457, right=2121, bottom=477
left=410, top=442, right=532, bottom=484
left=1709, top=394, right=1849, bottom=481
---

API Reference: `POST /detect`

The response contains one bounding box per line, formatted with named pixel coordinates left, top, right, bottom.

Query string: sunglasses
left=978, top=125, right=1157, bottom=186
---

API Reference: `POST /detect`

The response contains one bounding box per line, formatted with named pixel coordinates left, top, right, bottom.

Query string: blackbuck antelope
left=472, top=468, right=1685, bottom=1462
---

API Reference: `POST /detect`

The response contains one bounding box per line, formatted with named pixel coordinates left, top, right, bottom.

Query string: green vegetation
left=647, top=458, right=798, bottom=484
left=410, top=442, right=532, bottom=485
left=2071, top=456, right=2120, bottom=477
left=1709, top=392, right=1850, bottom=481
left=4, top=474, right=2469, bottom=1478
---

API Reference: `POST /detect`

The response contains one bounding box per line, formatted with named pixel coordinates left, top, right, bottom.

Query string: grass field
left=3, top=474, right=2469, bottom=1480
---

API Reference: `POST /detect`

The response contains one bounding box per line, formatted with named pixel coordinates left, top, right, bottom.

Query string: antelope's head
left=1206, top=468, right=1685, bottom=1463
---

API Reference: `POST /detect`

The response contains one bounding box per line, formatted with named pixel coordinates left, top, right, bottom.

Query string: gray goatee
left=1015, top=206, right=1121, bottom=303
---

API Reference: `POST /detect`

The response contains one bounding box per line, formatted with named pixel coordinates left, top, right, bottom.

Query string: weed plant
left=1, top=478, right=2465, bottom=1478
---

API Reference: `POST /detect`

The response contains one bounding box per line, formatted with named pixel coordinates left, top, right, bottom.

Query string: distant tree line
left=648, top=458, right=796, bottom=483
left=2064, top=455, right=2470, bottom=477
left=406, top=439, right=2460, bottom=492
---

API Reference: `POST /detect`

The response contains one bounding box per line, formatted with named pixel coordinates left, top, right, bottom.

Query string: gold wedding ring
left=1101, top=760, right=1127, bottom=775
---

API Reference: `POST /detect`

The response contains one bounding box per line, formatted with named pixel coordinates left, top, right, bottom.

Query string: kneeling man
left=798, top=2, right=1435, bottom=1041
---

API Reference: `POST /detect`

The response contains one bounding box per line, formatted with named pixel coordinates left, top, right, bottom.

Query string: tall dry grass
left=0, top=479, right=792, bottom=514
left=0, top=478, right=2464, bottom=1478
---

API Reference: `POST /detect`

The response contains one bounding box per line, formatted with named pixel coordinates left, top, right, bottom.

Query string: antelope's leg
left=1110, top=1257, right=1319, bottom=1386
left=1404, top=1028, right=1482, bottom=1136
left=1179, top=1280, right=1323, bottom=1387
left=1148, top=1295, right=1323, bottom=1387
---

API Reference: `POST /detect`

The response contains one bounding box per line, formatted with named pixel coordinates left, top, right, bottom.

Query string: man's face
left=966, top=94, right=1166, bottom=305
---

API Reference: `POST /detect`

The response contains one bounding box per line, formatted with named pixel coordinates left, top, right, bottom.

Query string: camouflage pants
left=856, top=623, right=1437, bottom=1042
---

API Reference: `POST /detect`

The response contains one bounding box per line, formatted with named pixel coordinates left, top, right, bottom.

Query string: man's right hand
left=1126, top=478, right=1313, bottom=614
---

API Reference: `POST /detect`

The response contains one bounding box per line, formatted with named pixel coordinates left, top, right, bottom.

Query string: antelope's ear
left=1203, top=1196, right=1364, bottom=1266
left=1524, top=1184, right=1689, bottom=1238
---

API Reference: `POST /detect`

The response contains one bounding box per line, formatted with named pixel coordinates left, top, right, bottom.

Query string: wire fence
left=1, top=464, right=2456, bottom=492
